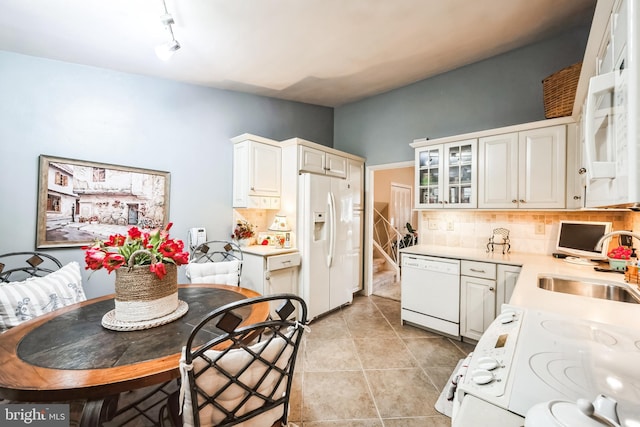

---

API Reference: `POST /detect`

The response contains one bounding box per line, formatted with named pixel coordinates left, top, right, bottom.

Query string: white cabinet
left=299, top=145, right=347, bottom=178
left=565, top=122, right=586, bottom=209
left=415, top=139, right=477, bottom=209
left=240, top=251, right=301, bottom=317
left=460, top=262, right=521, bottom=341
left=460, top=261, right=496, bottom=341
left=347, top=158, right=364, bottom=210
left=478, top=125, right=566, bottom=209
left=231, top=134, right=282, bottom=209
left=496, top=264, right=521, bottom=307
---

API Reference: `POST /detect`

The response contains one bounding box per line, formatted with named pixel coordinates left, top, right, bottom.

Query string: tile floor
left=288, top=294, right=475, bottom=426
left=111, top=293, right=474, bottom=426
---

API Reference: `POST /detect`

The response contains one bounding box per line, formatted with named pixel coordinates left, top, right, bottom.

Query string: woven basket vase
left=114, top=252, right=178, bottom=323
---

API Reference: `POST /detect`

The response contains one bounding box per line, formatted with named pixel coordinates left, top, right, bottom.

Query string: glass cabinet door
left=417, top=146, right=442, bottom=206
left=444, top=140, right=477, bottom=207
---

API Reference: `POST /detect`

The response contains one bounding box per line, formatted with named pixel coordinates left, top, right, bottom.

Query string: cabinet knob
left=489, top=287, right=495, bottom=292
left=578, top=167, right=587, bottom=175
left=442, top=200, right=448, bottom=204
left=573, top=195, right=582, bottom=200
left=511, top=200, right=518, bottom=203
left=519, top=199, right=526, bottom=203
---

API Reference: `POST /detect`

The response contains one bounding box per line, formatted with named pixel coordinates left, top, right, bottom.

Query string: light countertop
left=400, top=245, right=640, bottom=330
left=241, top=245, right=299, bottom=257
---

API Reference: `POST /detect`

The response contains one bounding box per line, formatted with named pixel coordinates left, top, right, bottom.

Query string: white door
left=329, top=176, right=354, bottom=309
left=301, top=173, right=331, bottom=319
left=478, top=133, right=519, bottom=208
left=390, top=183, right=412, bottom=235
left=518, top=125, right=566, bottom=208
left=460, top=275, right=496, bottom=341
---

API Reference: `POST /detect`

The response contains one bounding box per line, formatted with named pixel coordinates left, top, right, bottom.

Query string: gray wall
left=333, top=25, right=590, bottom=165
left=0, top=51, right=333, bottom=298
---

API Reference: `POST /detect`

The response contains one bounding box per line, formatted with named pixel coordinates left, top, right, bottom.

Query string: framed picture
left=36, top=155, right=171, bottom=249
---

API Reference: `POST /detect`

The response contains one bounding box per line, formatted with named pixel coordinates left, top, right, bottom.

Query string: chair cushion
left=186, top=260, right=240, bottom=286
left=0, top=261, right=86, bottom=332
left=182, top=328, right=299, bottom=427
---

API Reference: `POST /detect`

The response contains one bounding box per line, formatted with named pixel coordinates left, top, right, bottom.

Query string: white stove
left=454, top=305, right=640, bottom=426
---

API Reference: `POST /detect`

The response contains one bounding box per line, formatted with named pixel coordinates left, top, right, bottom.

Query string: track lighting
left=156, top=0, right=180, bottom=61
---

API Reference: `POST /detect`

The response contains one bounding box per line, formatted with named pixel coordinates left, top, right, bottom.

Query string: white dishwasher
left=401, top=253, right=461, bottom=338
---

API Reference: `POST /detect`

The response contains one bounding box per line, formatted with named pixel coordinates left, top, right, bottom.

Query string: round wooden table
left=0, top=284, right=267, bottom=404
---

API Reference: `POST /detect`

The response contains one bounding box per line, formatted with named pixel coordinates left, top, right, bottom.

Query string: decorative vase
left=237, top=238, right=252, bottom=247
left=113, top=250, right=179, bottom=323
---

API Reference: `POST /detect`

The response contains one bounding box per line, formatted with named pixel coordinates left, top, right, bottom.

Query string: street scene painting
left=37, top=155, right=170, bottom=248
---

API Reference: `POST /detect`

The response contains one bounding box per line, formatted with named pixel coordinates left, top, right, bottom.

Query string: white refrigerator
left=298, top=173, right=359, bottom=319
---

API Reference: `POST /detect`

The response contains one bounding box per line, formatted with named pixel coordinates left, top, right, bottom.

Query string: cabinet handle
left=470, top=268, right=486, bottom=273
left=573, top=195, right=582, bottom=200
left=511, top=199, right=518, bottom=203
left=443, top=200, right=448, bottom=204
left=489, top=287, right=495, bottom=291
left=578, top=167, right=587, bottom=175
left=519, top=199, right=526, bottom=203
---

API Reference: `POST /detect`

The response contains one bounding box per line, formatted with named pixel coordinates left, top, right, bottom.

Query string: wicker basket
left=542, top=62, right=582, bottom=118
left=113, top=251, right=179, bottom=323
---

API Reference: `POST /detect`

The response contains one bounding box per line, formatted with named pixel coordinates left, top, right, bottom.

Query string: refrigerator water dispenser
left=313, top=211, right=326, bottom=241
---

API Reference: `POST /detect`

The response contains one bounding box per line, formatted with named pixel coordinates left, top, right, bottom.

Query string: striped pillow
left=0, top=261, right=86, bottom=332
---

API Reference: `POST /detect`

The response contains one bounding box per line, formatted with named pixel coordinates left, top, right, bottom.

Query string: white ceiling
left=0, top=0, right=596, bottom=107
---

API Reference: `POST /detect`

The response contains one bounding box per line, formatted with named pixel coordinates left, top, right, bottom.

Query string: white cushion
left=186, top=260, right=240, bottom=286
left=0, top=261, right=86, bottom=332
left=182, top=328, right=299, bottom=427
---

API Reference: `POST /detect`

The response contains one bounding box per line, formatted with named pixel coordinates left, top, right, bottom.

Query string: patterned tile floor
left=110, top=294, right=474, bottom=426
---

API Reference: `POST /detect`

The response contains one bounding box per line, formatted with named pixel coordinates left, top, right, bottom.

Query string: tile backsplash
left=418, top=210, right=638, bottom=255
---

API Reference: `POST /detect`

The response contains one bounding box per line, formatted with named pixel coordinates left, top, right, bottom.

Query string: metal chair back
left=0, top=251, right=63, bottom=282
left=188, top=241, right=244, bottom=286
left=178, top=294, right=308, bottom=427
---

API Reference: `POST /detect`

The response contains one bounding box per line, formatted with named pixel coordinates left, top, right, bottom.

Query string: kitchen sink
left=538, top=275, right=640, bottom=304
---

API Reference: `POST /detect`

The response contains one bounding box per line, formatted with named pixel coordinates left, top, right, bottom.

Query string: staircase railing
left=373, top=208, right=405, bottom=265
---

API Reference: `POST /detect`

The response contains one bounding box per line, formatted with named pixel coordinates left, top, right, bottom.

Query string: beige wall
left=418, top=210, right=638, bottom=255
left=374, top=167, right=418, bottom=228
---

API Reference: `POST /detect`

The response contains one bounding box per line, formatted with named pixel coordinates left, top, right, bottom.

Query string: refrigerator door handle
left=327, top=191, right=336, bottom=268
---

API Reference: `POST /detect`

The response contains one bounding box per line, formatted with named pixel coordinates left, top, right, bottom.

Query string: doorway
left=364, top=161, right=415, bottom=298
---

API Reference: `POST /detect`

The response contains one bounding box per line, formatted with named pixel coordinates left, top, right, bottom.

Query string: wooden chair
left=186, top=241, right=244, bottom=286
left=160, top=294, right=308, bottom=427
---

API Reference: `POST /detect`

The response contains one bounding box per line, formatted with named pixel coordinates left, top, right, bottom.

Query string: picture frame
left=36, top=155, right=171, bottom=249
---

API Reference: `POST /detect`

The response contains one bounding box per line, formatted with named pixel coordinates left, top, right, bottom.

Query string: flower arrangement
left=608, top=246, right=632, bottom=260
left=83, top=222, right=189, bottom=279
left=231, top=220, right=255, bottom=240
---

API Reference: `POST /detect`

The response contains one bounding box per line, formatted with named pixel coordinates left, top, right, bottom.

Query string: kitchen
left=1, top=0, right=640, bottom=425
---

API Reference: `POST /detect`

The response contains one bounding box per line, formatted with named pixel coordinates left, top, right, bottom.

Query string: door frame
left=364, top=160, right=414, bottom=296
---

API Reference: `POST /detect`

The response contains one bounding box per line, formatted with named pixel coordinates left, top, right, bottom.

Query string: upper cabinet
left=231, top=134, right=282, bottom=209
left=478, top=125, right=567, bottom=209
left=411, top=118, right=572, bottom=210
left=299, top=145, right=348, bottom=178
left=414, top=139, right=477, bottom=209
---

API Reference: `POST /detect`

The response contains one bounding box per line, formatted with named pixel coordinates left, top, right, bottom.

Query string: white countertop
left=400, top=245, right=640, bottom=330
left=241, top=245, right=299, bottom=257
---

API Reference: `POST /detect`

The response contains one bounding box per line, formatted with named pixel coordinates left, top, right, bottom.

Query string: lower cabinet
left=241, top=251, right=301, bottom=317
left=460, top=261, right=521, bottom=341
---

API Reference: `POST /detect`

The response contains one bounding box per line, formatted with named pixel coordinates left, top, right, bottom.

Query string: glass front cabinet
left=415, top=139, right=477, bottom=209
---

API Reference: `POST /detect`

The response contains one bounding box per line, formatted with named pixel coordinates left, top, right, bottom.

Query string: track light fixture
left=156, top=0, right=180, bottom=61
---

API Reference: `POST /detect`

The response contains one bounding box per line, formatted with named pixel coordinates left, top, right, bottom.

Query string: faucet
left=594, top=230, right=640, bottom=251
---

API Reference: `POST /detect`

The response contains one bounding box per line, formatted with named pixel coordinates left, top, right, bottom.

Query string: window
left=54, top=172, right=68, bottom=186
left=93, top=168, right=106, bottom=182
left=47, top=194, right=61, bottom=212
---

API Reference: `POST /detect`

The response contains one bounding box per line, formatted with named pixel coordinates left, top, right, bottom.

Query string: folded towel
left=446, top=352, right=472, bottom=401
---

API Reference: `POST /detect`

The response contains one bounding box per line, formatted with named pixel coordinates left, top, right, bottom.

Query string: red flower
left=84, top=248, right=106, bottom=270
left=104, top=234, right=126, bottom=247
left=149, top=262, right=167, bottom=280
left=172, top=251, right=190, bottom=265
left=103, top=253, right=126, bottom=272
left=128, top=227, right=142, bottom=240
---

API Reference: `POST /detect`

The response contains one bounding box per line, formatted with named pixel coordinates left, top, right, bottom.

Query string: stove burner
left=540, top=319, right=618, bottom=347
left=528, top=352, right=588, bottom=398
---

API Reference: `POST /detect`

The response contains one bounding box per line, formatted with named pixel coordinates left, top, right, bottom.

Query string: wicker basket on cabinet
left=542, top=62, right=582, bottom=118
